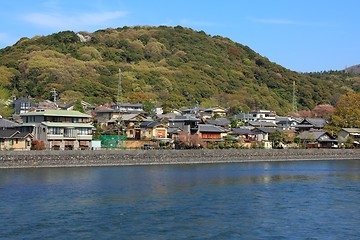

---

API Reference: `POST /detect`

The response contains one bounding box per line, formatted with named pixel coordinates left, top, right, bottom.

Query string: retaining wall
left=0, top=149, right=359, bottom=169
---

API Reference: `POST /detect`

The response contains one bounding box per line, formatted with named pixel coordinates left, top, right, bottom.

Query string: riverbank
left=0, top=149, right=360, bottom=169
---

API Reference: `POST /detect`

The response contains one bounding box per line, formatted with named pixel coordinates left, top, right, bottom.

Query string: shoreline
left=1, top=149, right=360, bottom=169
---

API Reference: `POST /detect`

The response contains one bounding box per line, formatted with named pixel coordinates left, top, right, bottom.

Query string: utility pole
left=292, top=81, right=297, bottom=113
left=117, top=69, right=124, bottom=148
left=51, top=88, right=58, bottom=106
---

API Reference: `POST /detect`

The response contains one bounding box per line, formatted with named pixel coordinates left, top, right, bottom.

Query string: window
left=77, top=128, right=90, bottom=135
left=9, top=139, right=13, bottom=145
left=49, top=127, right=61, bottom=135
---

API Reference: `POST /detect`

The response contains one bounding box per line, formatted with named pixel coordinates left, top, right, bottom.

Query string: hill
left=0, top=26, right=359, bottom=115
left=345, top=64, right=360, bottom=74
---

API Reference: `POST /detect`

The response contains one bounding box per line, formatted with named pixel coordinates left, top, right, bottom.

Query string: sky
left=0, top=0, right=359, bottom=72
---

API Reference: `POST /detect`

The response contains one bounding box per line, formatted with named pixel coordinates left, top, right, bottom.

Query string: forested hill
left=0, top=26, right=359, bottom=115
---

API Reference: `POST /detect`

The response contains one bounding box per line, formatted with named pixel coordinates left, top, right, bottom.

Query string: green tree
left=331, top=92, right=360, bottom=128
left=73, top=99, right=85, bottom=113
left=143, top=100, right=155, bottom=116
left=269, top=130, right=286, bottom=149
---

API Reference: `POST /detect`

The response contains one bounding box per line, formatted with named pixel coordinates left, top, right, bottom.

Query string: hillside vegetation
left=0, top=26, right=359, bottom=115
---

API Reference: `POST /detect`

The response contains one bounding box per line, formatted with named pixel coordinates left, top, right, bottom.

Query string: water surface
left=1, top=160, right=360, bottom=239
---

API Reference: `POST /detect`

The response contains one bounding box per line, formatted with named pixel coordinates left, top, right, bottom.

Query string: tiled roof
left=231, top=128, right=254, bottom=135
left=341, top=128, right=360, bottom=134
left=0, top=118, right=19, bottom=128
left=198, top=124, right=226, bottom=133
left=248, top=121, right=277, bottom=127
left=300, top=118, right=327, bottom=128
left=253, top=127, right=279, bottom=134
left=20, top=110, right=91, bottom=118
left=297, top=131, right=327, bottom=140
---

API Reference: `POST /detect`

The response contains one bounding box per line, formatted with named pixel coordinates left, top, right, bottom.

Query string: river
left=1, top=160, right=360, bottom=239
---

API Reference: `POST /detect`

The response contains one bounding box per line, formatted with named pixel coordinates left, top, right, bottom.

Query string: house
left=201, top=106, right=228, bottom=119
left=140, top=121, right=169, bottom=141
left=60, top=100, right=96, bottom=112
left=338, top=128, right=360, bottom=147
left=122, top=114, right=149, bottom=139
left=94, top=106, right=115, bottom=128
left=12, top=97, right=37, bottom=114
left=231, top=110, right=277, bottom=124
left=296, top=118, right=327, bottom=131
left=275, top=116, right=299, bottom=130
left=18, top=110, right=93, bottom=150
left=168, top=115, right=200, bottom=135
left=0, top=129, right=33, bottom=151
left=95, top=105, right=148, bottom=129
left=230, top=128, right=256, bottom=144
left=297, top=130, right=337, bottom=148
left=249, top=110, right=277, bottom=123
left=112, top=103, right=145, bottom=114
left=197, top=124, right=227, bottom=142
left=252, top=127, right=279, bottom=149
left=338, top=128, right=360, bottom=140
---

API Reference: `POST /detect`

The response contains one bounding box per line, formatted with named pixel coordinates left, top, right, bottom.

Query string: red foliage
left=31, top=140, right=46, bottom=150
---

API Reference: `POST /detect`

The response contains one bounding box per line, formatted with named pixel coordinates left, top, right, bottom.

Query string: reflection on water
left=1, top=160, right=360, bottom=239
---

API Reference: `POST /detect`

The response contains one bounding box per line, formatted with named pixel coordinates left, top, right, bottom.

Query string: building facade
left=19, top=110, right=93, bottom=150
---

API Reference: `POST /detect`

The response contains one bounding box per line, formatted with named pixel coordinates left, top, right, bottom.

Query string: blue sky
left=0, top=0, right=359, bottom=72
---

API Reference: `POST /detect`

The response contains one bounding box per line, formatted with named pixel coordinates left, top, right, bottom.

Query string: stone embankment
left=0, top=149, right=360, bottom=169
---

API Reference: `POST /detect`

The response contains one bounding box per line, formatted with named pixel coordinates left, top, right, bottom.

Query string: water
left=1, top=160, right=360, bottom=239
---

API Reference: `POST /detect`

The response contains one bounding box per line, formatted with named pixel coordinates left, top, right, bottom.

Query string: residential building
left=296, top=118, right=327, bottom=131
left=201, top=106, right=228, bottom=119
left=19, top=110, right=93, bottom=150
left=140, top=121, right=169, bottom=141
left=12, top=97, right=37, bottom=114
left=197, top=124, right=227, bottom=141
left=112, top=103, right=145, bottom=114
left=0, top=129, right=33, bottom=151
left=168, top=115, right=200, bottom=135
left=297, top=130, right=337, bottom=148
left=249, top=110, right=277, bottom=123
left=338, top=128, right=360, bottom=147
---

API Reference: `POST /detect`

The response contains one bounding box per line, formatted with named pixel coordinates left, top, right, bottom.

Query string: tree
left=312, top=104, right=335, bottom=119
left=143, top=100, right=155, bottom=116
left=73, top=99, right=85, bottom=113
left=269, top=130, right=286, bottom=149
left=331, top=92, right=360, bottom=128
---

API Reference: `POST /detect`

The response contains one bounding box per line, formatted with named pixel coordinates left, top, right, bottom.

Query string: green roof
left=41, top=122, right=94, bottom=128
left=20, top=110, right=91, bottom=118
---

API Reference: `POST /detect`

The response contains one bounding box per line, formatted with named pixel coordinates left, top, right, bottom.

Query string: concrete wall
left=0, top=149, right=359, bottom=169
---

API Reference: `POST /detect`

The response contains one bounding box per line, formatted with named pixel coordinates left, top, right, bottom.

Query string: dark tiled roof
left=297, top=131, right=327, bottom=140
left=0, top=129, right=33, bottom=139
left=300, top=118, right=327, bottom=128
left=206, top=118, right=231, bottom=126
left=198, top=124, right=226, bottom=133
left=0, top=129, right=18, bottom=138
left=253, top=127, right=279, bottom=134
left=231, top=128, right=254, bottom=135
left=248, top=121, right=277, bottom=127
left=140, top=121, right=164, bottom=128
left=0, top=118, right=19, bottom=128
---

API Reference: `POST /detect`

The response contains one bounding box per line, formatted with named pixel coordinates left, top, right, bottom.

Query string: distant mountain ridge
left=0, top=25, right=359, bottom=115
left=345, top=64, right=360, bottom=74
